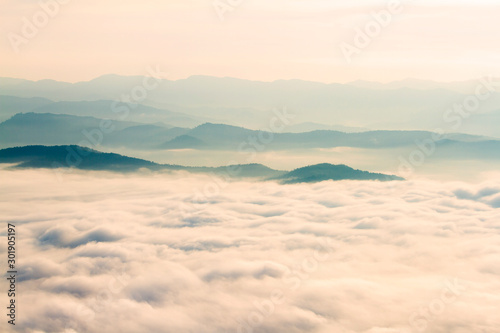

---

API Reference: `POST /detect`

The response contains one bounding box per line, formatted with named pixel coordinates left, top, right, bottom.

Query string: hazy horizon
left=2, top=73, right=499, bottom=85
left=2, top=1, right=500, bottom=83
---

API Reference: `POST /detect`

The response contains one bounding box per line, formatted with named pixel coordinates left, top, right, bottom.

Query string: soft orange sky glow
left=1, top=0, right=499, bottom=83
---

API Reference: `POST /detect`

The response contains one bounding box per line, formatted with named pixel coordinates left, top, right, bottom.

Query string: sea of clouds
left=1, top=168, right=500, bottom=333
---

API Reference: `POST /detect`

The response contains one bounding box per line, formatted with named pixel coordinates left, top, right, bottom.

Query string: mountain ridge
left=1, top=113, right=496, bottom=154
left=2, top=76, right=500, bottom=135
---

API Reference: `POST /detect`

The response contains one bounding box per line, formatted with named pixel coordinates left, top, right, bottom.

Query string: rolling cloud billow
left=1, top=168, right=499, bottom=333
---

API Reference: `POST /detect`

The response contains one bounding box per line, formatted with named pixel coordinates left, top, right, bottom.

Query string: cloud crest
left=1, top=169, right=499, bottom=333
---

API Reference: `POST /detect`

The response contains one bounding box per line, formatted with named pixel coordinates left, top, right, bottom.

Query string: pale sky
left=1, top=0, right=499, bottom=83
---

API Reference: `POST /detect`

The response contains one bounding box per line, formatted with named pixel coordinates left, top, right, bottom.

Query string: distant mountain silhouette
left=275, top=163, right=404, bottom=184
left=286, top=122, right=367, bottom=133
left=0, top=145, right=404, bottom=182
left=162, top=135, right=206, bottom=149
left=0, top=113, right=138, bottom=147
left=28, top=98, right=204, bottom=128
left=2, top=75, right=500, bottom=134
left=0, top=95, right=53, bottom=122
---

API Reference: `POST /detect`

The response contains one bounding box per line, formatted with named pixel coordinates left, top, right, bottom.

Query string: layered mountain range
left=2, top=75, right=499, bottom=182
left=1, top=75, right=499, bottom=136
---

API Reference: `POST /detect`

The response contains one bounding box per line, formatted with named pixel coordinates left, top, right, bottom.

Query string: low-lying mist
left=1, top=169, right=499, bottom=333
left=103, top=146, right=500, bottom=182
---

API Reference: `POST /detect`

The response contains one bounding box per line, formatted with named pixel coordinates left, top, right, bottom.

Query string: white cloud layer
left=1, top=168, right=500, bottom=333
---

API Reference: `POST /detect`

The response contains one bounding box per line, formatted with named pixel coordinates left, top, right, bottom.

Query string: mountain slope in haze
left=0, top=95, right=54, bottom=122
left=106, top=125, right=190, bottom=149
left=162, top=123, right=494, bottom=150
left=348, top=78, right=500, bottom=94
left=0, top=113, right=138, bottom=147
left=286, top=122, right=367, bottom=133
left=275, top=163, right=404, bottom=184
left=162, top=135, right=206, bottom=149
left=2, top=114, right=497, bottom=158
left=0, top=112, right=192, bottom=149
left=0, top=145, right=404, bottom=182
left=448, top=109, right=500, bottom=139
left=0, top=145, right=161, bottom=171
left=30, top=99, right=204, bottom=128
